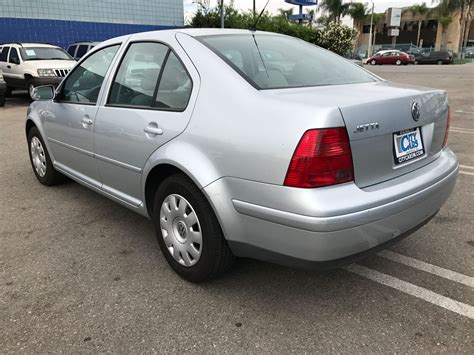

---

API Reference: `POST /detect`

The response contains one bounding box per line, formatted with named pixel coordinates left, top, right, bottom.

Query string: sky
left=183, top=0, right=436, bottom=24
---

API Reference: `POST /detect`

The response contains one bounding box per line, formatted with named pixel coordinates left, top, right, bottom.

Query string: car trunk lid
left=265, top=81, right=449, bottom=188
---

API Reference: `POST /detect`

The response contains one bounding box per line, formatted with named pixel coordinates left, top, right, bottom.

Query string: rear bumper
left=204, top=148, right=458, bottom=267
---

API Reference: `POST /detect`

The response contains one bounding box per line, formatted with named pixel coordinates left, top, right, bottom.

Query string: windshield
left=197, top=34, right=376, bottom=89
left=20, top=47, right=72, bottom=61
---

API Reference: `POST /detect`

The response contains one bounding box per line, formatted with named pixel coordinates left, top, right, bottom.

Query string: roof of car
left=376, top=49, right=401, bottom=54
left=1, top=43, right=60, bottom=48
left=68, top=41, right=100, bottom=46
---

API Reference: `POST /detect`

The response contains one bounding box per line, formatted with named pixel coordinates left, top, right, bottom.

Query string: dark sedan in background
left=415, top=51, right=453, bottom=65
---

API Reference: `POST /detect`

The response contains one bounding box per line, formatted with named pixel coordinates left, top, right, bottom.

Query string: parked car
left=66, top=41, right=100, bottom=60
left=415, top=51, right=453, bottom=65
left=344, top=53, right=363, bottom=67
left=0, top=69, right=6, bottom=106
left=0, top=43, right=76, bottom=100
left=367, top=50, right=415, bottom=65
left=462, top=46, right=474, bottom=59
left=26, top=29, right=458, bottom=282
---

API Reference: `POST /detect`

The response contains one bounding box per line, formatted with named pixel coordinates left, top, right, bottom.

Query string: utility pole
left=367, top=0, right=374, bottom=57
left=253, top=0, right=256, bottom=17
left=220, top=0, right=224, bottom=28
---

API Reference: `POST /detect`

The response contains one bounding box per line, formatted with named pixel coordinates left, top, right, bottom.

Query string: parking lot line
left=450, top=127, right=474, bottom=134
left=459, top=171, right=474, bottom=176
left=455, top=110, right=474, bottom=115
left=460, top=164, right=474, bottom=170
left=378, top=250, right=474, bottom=287
left=344, top=264, right=474, bottom=320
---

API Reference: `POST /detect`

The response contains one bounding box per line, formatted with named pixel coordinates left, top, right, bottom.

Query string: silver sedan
left=26, top=29, right=458, bottom=282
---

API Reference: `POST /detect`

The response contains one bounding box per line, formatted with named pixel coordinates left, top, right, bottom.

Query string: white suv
left=0, top=43, right=76, bottom=99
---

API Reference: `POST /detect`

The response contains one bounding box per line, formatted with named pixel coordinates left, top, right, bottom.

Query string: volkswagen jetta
left=25, top=29, right=458, bottom=282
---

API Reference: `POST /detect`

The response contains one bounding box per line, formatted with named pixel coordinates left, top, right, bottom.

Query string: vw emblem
left=177, top=221, right=187, bottom=238
left=411, top=102, right=421, bottom=121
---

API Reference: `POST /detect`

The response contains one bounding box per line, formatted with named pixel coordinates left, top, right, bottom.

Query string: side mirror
left=31, top=85, right=55, bottom=101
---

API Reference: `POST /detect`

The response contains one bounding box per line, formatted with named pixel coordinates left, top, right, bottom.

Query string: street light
left=220, top=0, right=224, bottom=28
left=367, top=0, right=374, bottom=57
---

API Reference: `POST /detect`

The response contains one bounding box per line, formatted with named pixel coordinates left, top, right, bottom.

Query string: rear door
left=93, top=38, right=199, bottom=205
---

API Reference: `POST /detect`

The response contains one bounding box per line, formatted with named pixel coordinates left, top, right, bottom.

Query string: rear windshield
left=20, top=47, right=72, bottom=61
left=197, top=34, right=376, bottom=89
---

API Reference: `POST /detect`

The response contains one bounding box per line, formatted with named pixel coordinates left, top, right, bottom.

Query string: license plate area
left=393, top=127, right=425, bottom=165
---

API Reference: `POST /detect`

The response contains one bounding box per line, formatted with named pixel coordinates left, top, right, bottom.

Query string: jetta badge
left=353, top=122, right=379, bottom=133
left=411, top=102, right=421, bottom=121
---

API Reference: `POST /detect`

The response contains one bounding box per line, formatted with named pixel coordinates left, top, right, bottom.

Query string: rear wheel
left=152, top=174, right=234, bottom=283
left=395, top=59, right=402, bottom=65
left=414, top=60, right=419, bottom=65
left=437, top=60, right=443, bottom=65
left=27, top=126, right=65, bottom=186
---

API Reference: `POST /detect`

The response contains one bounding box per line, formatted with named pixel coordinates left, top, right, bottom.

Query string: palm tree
left=277, top=8, right=293, bottom=19
left=433, top=0, right=458, bottom=50
left=306, top=8, right=317, bottom=28
left=320, top=0, right=351, bottom=23
left=348, top=2, right=369, bottom=34
left=409, top=3, right=430, bottom=47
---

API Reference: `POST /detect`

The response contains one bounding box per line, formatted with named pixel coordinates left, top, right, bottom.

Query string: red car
left=367, top=50, right=415, bottom=65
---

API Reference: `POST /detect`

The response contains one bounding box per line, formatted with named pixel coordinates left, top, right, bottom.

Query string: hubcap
left=160, top=194, right=202, bottom=267
left=30, top=137, right=47, bottom=177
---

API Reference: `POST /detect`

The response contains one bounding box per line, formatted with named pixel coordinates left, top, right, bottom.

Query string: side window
left=59, top=45, right=120, bottom=104
left=0, top=47, right=10, bottom=62
left=9, top=48, right=20, bottom=64
left=67, top=45, right=77, bottom=57
left=108, top=42, right=168, bottom=107
left=155, top=52, right=192, bottom=111
left=76, top=45, right=89, bottom=59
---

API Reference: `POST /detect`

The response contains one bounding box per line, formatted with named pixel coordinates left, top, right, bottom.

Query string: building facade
left=355, top=8, right=474, bottom=54
left=0, top=0, right=184, bottom=49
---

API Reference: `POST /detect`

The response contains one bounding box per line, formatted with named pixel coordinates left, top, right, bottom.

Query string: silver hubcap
left=30, top=136, right=47, bottom=177
left=160, top=194, right=202, bottom=267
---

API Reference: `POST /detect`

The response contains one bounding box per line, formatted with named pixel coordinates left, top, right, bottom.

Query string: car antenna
left=250, top=0, right=270, bottom=32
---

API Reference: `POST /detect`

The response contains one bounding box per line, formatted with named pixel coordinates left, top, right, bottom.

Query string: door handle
left=7, top=65, right=11, bottom=69
left=81, top=116, right=93, bottom=127
left=144, top=123, right=163, bottom=136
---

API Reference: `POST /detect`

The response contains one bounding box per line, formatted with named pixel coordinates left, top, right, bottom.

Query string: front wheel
left=153, top=174, right=234, bottom=283
left=0, top=93, right=5, bottom=107
left=370, top=59, right=376, bottom=65
left=395, top=59, right=402, bottom=65
left=437, top=60, right=443, bottom=65
left=27, top=127, right=65, bottom=186
left=28, top=81, right=36, bottom=101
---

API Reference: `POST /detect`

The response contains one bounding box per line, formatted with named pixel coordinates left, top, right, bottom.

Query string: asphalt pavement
left=0, top=64, right=473, bottom=353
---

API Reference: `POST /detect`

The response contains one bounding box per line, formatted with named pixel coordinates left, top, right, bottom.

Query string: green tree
left=347, top=2, right=368, bottom=35
left=319, top=22, right=358, bottom=54
left=408, top=3, right=430, bottom=46
left=320, top=0, right=351, bottom=23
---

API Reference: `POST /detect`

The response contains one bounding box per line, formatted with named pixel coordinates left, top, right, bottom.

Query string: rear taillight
left=284, top=128, right=354, bottom=188
left=443, top=107, right=451, bottom=147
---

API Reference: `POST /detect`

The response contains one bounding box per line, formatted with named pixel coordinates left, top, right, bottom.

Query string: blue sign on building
left=288, top=14, right=314, bottom=21
left=284, top=0, right=318, bottom=6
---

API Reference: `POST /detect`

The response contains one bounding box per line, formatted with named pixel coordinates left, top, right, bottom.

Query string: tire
left=27, top=80, right=35, bottom=101
left=27, top=126, right=65, bottom=186
left=395, top=59, right=402, bottom=65
left=370, top=59, right=376, bottom=65
left=152, top=174, right=234, bottom=283
left=414, top=60, right=419, bottom=65
left=437, top=60, right=443, bottom=65
left=0, top=93, right=5, bottom=107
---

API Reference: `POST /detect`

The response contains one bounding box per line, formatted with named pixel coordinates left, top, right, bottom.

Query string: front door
left=43, top=44, right=121, bottom=187
left=93, top=40, right=197, bottom=206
